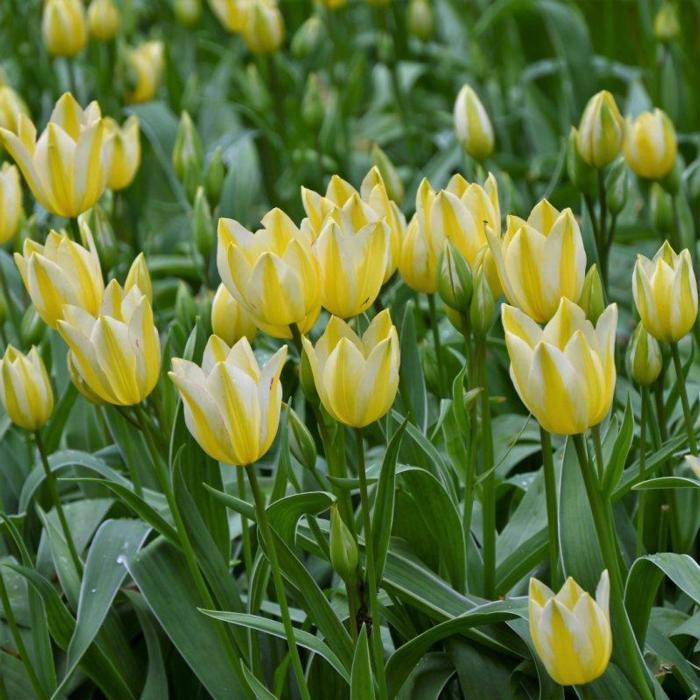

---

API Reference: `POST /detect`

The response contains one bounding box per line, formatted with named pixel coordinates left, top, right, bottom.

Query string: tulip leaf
left=632, top=476, right=700, bottom=490
left=240, top=661, right=277, bottom=700
left=601, top=397, right=634, bottom=496
left=398, top=300, right=428, bottom=433
left=350, top=625, right=375, bottom=700
left=266, top=491, right=336, bottom=549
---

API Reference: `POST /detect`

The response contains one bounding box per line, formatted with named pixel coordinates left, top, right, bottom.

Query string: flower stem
left=0, top=259, right=21, bottom=344
left=670, top=342, right=698, bottom=455
left=540, top=427, right=560, bottom=589
left=636, top=386, right=649, bottom=556
left=591, top=424, right=605, bottom=481
left=427, top=293, right=447, bottom=397
left=245, top=464, right=311, bottom=700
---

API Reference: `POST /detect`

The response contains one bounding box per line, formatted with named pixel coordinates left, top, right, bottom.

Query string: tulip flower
left=169, top=335, right=286, bottom=465
left=0, top=164, right=22, bottom=244
left=104, top=116, right=140, bottom=191
left=217, top=208, right=320, bottom=338
left=209, top=0, right=249, bottom=31
left=488, top=200, right=586, bottom=323
left=626, top=322, right=662, bottom=387
left=125, top=253, right=152, bottom=303
left=211, top=283, right=257, bottom=345
left=14, top=226, right=104, bottom=328
left=0, top=85, right=29, bottom=133
left=0, top=93, right=111, bottom=219
left=633, top=241, right=697, bottom=342
left=0, top=346, right=53, bottom=430
left=125, top=41, right=165, bottom=104
left=57, top=280, right=161, bottom=406
left=301, top=309, right=400, bottom=428
left=502, top=298, right=617, bottom=435
left=453, top=84, right=494, bottom=161
left=576, top=90, right=625, bottom=169
left=241, top=0, right=285, bottom=55
left=42, top=0, right=87, bottom=57
left=407, top=0, right=434, bottom=42
left=175, top=0, right=203, bottom=26
left=529, top=571, right=612, bottom=686
left=624, top=109, right=677, bottom=180
left=87, top=0, right=121, bottom=41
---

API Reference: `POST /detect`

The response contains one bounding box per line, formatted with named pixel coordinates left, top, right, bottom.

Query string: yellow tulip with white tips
left=14, top=225, right=104, bottom=329
left=488, top=200, right=586, bottom=323
left=42, top=0, right=87, bottom=57
left=104, top=116, right=140, bottom=191
left=125, top=42, right=165, bottom=104
left=0, top=346, right=53, bottom=430
left=0, top=85, right=29, bottom=133
left=125, top=252, right=152, bottom=304
left=241, top=0, right=285, bottom=55
left=445, top=172, right=501, bottom=233
left=624, top=109, right=677, bottom=180
left=301, top=310, right=400, bottom=428
left=453, top=84, right=494, bottom=161
left=0, top=163, right=22, bottom=244
left=211, top=283, right=257, bottom=345
left=633, top=241, right=698, bottom=342
left=209, top=0, right=249, bottom=32
left=57, top=280, right=161, bottom=406
left=169, top=335, right=287, bottom=465
left=502, top=298, right=617, bottom=435
left=529, top=571, right=612, bottom=686
left=87, top=0, right=121, bottom=41
left=217, top=208, right=320, bottom=337
left=0, top=93, right=111, bottom=218
left=576, top=90, right=625, bottom=169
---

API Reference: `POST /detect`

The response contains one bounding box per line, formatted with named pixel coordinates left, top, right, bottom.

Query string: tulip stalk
left=539, top=428, right=560, bottom=589
left=427, top=294, right=447, bottom=396
left=670, top=342, right=698, bottom=455
left=636, top=386, right=650, bottom=555
left=0, top=262, right=21, bottom=343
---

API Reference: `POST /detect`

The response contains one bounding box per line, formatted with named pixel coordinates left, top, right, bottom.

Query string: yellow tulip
left=623, top=109, right=677, bottom=180
left=453, top=84, right=494, bottom=161
left=125, top=41, right=165, bottom=104
left=0, top=346, right=54, bottom=430
left=208, top=0, right=249, bottom=31
left=57, top=279, right=161, bottom=405
left=633, top=241, right=697, bottom=342
left=87, top=0, right=121, bottom=41
left=241, top=0, right=285, bottom=55
left=104, top=116, right=140, bottom=191
left=301, top=309, right=400, bottom=427
left=0, top=93, right=110, bottom=218
left=0, top=163, right=22, bottom=245
left=0, top=85, right=29, bottom=133
left=488, top=200, right=586, bottom=323
left=14, top=225, right=104, bottom=328
left=169, top=335, right=287, bottom=465
left=211, top=283, right=257, bottom=345
left=125, top=252, right=152, bottom=304
left=42, top=0, right=87, bottom=57
left=502, top=298, right=617, bottom=435
left=576, top=90, right=625, bottom=168
left=217, top=208, right=320, bottom=338
left=529, top=571, right=612, bottom=686
left=67, top=351, right=104, bottom=404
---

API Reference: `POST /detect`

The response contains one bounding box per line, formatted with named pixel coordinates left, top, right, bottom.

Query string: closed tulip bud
left=488, top=200, right=587, bottom=323
left=438, top=242, right=472, bottom=312
left=0, top=346, right=53, bottom=430
left=649, top=182, right=673, bottom=233
left=209, top=0, right=248, bottom=32
left=302, top=310, right=400, bottom=428
left=329, top=505, right=358, bottom=582
left=576, top=91, right=625, bottom=169
left=470, top=268, right=494, bottom=339
left=15, top=228, right=104, bottom=328
left=0, top=85, right=29, bottom=133
left=20, top=306, right=46, bottom=347
left=175, top=282, right=197, bottom=328
left=0, top=164, right=22, bottom=245
left=125, top=252, right=153, bottom=304
left=58, top=280, right=161, bottom=405
left=624, top=109, right=677, bottom=181
left=633, top=241, right=697, bottom=342
left=211, top=283, right=257, bottom=345
left=503, top=299, right=617, bottom=435
left=288, top=407, right=317, bottom=471
left=567, top=128, right=597, bottom=197
left=241, top=1, right=285, bottom=55
left=578, top=265, right=605, bottom=323
left=88, top=0, right=120, bottom=41
left=173, top=112, right=204, bottom=198
left=217, top=208, right=321, bottom=338
left=627, top=322, right=662, bottom=386
left=170, top=335, right=287, bottom=464
left=205, top=146, right=225, bottom=206
left=654, top=1, right=679, bottom=42
left=242, top=63, right=271, bottom=113
left=529, top=571, right=611, bottom=686
left=604, top=158, right=628, bottom=215
left=103, top=116, right=140, bottom=191
left=302, top=73, right=324, bottom=130
left=407, top=0, right=435, bottom=42
left=42, top=0, right=87, bottom=57
left=79, top=207, right=118, bottom=271
left=193, top=187, right=215, bottom=258
left=454, top=85, right=494, bottom=161
left=174, top=0, right=202, bottom=26
left=0, top=93, right=111, bottom=218
left=371, top=144, right=403, bottom=204
left=291, top=16, right=323, bottom=59
left=124, top=41, right=165, bottom=104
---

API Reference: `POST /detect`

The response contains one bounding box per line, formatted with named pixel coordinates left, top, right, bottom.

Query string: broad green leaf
left=601, top=398, right=634, bottom=496
left=632, top=477, right=700, bottom=490
left=350, top=626, right=375, bottom=700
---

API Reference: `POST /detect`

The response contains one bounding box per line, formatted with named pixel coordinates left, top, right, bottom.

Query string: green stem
left=35, top=432, right=82, bottom=575
left=245, top=465, right=311, bottom=700
left=540, top=428, right=560, bottom=589
left=670, top=342, right=698, bottom=455
left=427, top=294, right=447, bottom=396
left=289, top=323, right=303, bottom=357
left=591, top=424, right=605, bottom=481
left=0, top=260, right=21, bottom=344
left=636, top=386, right=649, bottom=556
left=597, top=169, right=608, bottom=284
left=355, top=429, right=388, bottom=700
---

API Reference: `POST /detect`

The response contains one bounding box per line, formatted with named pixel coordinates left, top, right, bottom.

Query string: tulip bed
left=1, top=1, right=700, bottom=699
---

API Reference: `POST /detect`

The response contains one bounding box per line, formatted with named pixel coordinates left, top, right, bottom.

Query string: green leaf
left=267, top=491, right=336, bottom=549
left=632, top=477, right=700, bottom=490
left=398, top=300, right=428, bottom=433
left=350, top=626, right=375, bottom=700
left=601, top=397, right=634, bottom=495
left=240, top=661, right=277, bottom=700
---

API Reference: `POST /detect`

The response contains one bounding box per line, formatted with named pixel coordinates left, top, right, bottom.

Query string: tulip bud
left=624, top=109, right=677, bottom=181
left=42, top=0, right=87, bottom=57
left=578, top=265, right=605, bottom=323
left=566, top=127, right=597, bottom=197
left=371, top=143, right=404, bottom=204
left=124, top=41, right=165, bottom=104
left=302, top=73, right=324, bottom=130
left=626, top=322, right=662, bottom=387
left=175, top=282, right=197, bottom=328
left=291, top=16, right=323, bottom=59
left=454, top=85, right=494, bottom=161
left=469, top=269, right=495, bottom=339
left=241, top=1, right=285, bottom=55
left=654, top=1, right=679, bottom=42
left=0, top=85, right=29, bottom=133
left=20, top=306, right=45, bottom=347
left=88, top=0, right=121, bottom=42
left=576, top=90, right=625, bottom=169
left=650, top=182, right=673, bottom=233
left=299, top=347, right=318, bottom=401
left=407, top=0, right=435, bottom=42
left=438, top=242, right=473, bottom=312
left=173, top=112, right=204, bottom=201
left=329, top=505, right=358, bottom=583
left=211, top=284, right=257, bottom=345
left=125, top=252, right=153, bottom=303
left=205, top=146, right=226, bottom=207
left=0, top=163, right=22, bottom=245
left=288, top=407, right=317, bottom=471
left=174, top=0, right=202, bottom=26
left=243, top=63, right=271, bottom=113
left=192, top=186, right=215, bottom=259
left=79, top=207, right=118, bottom=271
left=604, top=159, right=628, bottom=215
